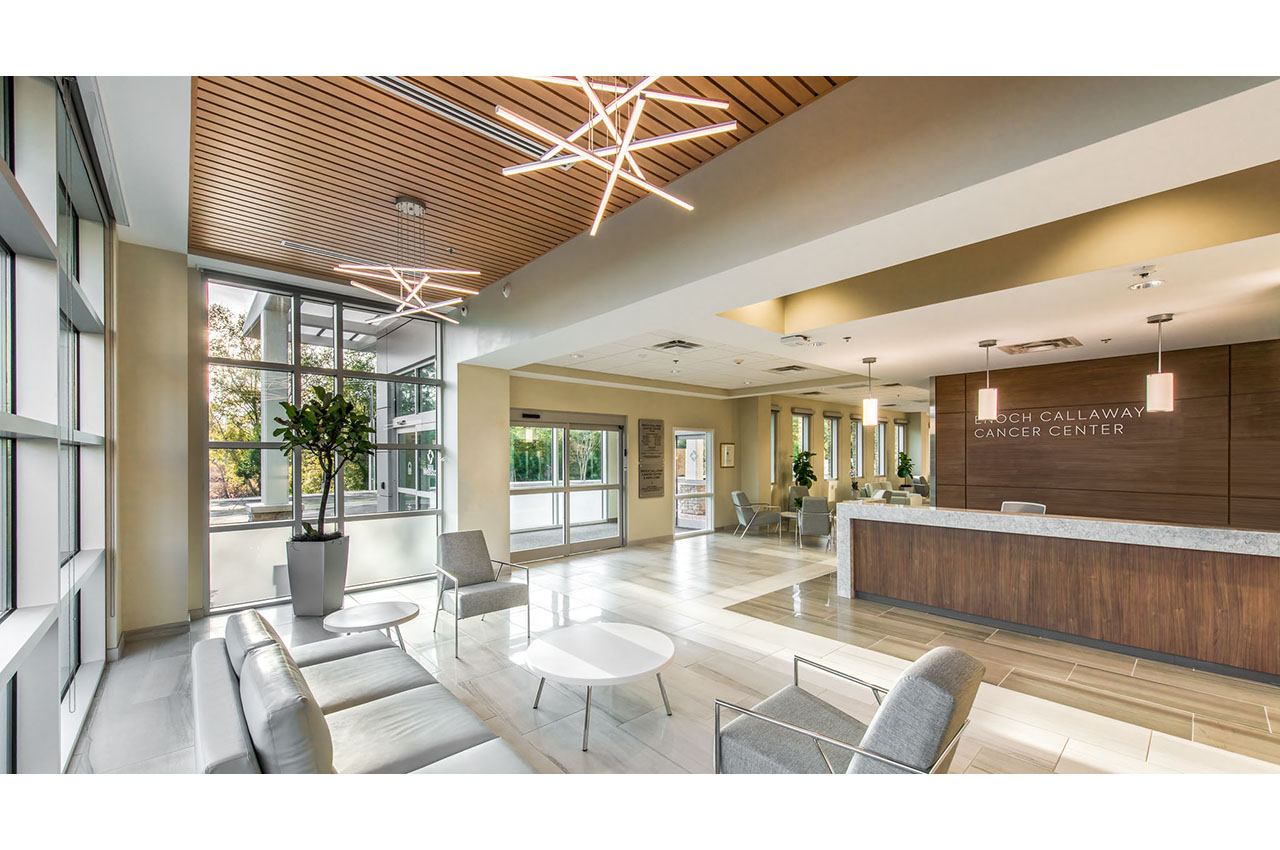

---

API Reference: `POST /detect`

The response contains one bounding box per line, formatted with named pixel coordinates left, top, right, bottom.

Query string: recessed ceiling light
left=743, top=380, right=752, bottom=385
left=569, top=354, right=584, bottom=359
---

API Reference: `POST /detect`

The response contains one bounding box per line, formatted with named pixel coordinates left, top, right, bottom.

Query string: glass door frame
left=509, top=410, right=626, bottom=562
left=673, top=427, right=715, bottom=539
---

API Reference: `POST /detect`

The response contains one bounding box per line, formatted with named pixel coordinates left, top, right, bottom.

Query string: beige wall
left=507, top=377, right=742, bottom=544
left=455, top=365, right=513, bottom=560
left=115, top=242, right=192, bottom=632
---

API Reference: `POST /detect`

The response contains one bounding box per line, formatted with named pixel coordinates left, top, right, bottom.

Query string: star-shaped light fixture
left=336, top=263, right=480, bottom=325
left=494, top=76, right=738, bottom=235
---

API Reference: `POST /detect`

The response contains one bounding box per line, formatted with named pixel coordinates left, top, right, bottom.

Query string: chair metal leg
left=527, top=600, right=531, bottom=639
left=713, top=702, right=723, bottom=773
left=533, top=677, right=545, bottom=709
left=583, top=686, right=593, bottom=751
left=432, top=580, right=444, bottom=631
left=394, top=624, right=405, bottom=650
left=657, top=673, right=672, bottom=716
left=454, top=594, right=460, bottom=659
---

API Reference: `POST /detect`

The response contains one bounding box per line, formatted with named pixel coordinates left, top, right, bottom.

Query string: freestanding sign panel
left=638, top=418, right=665, bottom=499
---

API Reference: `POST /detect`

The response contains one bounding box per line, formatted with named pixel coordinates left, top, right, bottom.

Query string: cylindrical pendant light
left=977, top=339, right=998, bottom=422
left=1146, top=313, right=1174, bottom=412
left=862, top=357, right=878, bottom=424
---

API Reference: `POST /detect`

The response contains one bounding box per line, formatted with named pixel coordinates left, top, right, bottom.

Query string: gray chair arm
left=713, top=698, right=968, bottom=775
left=794, top=656, right=889, bottom=705
left=492, top=559, right=528, bottom=580
left=714, top=699, right=924, bottom=774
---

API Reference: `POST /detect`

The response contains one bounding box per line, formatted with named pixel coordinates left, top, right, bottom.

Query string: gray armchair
left=731, top=490, right=781, bottom=537
left=787, top=485, right=809, bottom=510
left=1001, top=501, right=1047, bottom=514
left=795, top=496, right=830, bottom=548
left=433, top=530, right=530, bottom=658
left=714, top=647, right=984, bottom=774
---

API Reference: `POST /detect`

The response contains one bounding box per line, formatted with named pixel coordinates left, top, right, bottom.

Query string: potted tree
left=896, top=451, right=914, bottom=489
left=792, top=450, right=817, bottom=508
left=273, top=385, right=376, bottom=616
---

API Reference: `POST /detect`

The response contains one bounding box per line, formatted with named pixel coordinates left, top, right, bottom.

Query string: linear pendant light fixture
left=494, top=76, right=738, bottom=235
left=1146, top=313, right=1175, bottom=412
left=862, top=357, right=879, bottom=424
left=977, top=339, right=999, bottom=421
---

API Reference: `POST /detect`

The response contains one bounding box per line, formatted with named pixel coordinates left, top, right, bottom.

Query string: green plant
left=792, top=450, right=817, bottom=507
left=896, top=451, right=914, bottom=480
left=273, top=385, right=376, bottom=541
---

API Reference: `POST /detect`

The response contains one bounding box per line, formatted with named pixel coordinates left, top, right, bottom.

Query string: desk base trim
left=857, top=591, right=1280, bottom=688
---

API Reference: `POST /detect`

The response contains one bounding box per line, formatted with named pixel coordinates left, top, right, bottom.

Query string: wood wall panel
left=963, top=346, right=1228, bottom=409
left=1230, top=341, right=1280, bottom=521
left=965, top=395, right=1228, bottom=496
left=933, top=412, right=967, bottom=485
left=932, top=485, right=966, bottom=509
left=1231, top=498, right=1280, bottom=532
left=965, top=486, right=1228, bottom=527
left=933, top=341, right=1278, bottom=528
left=852, top=520, right=1280, bottom=675
left=934, top=374, right=965, bottom=414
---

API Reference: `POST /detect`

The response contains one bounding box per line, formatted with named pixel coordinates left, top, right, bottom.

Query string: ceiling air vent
left=780, top=334, right=823, bottom=348
left=800, top=391, right=824, bottom=396
left=881, top=382, right=902, bottom=388
left=999, top=337, right=1083, bottom=355
left=648, top=339, right=703, bottom=352
left=767, top=365, right=809, bottom=373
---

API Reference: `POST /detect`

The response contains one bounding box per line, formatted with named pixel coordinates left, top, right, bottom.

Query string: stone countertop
left=834, top=502, right=1280, bottom=558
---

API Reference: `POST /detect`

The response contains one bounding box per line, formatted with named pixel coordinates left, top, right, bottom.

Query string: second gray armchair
left=433, top=530, right=530, bottom=658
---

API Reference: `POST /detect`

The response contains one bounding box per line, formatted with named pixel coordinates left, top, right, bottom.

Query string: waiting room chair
left=731, top=490, right=781, bottom=537
left=433, top=530, right=530, bottom=658
left=714, top=647, right=984, bottom=774
left=795, top=496, right=831, bottom=548
left=887, top=491, right=913, bottom=506
left=1000, top=501, right=1047, bottom=514
left=787, top=485, right=810, bottom=510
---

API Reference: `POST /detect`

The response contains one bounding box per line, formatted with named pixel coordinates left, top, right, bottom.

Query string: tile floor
left=68, top=532, right=1280, bottom=773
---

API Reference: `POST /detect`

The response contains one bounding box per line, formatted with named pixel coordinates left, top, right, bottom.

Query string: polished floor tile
left=72, top=530, right=1280, bottom=774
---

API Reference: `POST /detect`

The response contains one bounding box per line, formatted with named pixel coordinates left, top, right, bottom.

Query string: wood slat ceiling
left=189, top=76, right=852, bottom=294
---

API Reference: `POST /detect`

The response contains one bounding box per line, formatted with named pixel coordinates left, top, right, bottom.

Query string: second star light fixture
left=494, top=76, right=739, bottom=236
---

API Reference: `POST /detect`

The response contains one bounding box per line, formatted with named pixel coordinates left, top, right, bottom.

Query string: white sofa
left=192, top=609, right=533, bottom=773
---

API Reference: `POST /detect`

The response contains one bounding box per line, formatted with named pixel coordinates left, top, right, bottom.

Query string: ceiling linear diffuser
left=494, top=76, right=739, bottom=235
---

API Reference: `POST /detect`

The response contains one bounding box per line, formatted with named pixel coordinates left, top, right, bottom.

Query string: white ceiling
left=96, top=76, right=190, bottom=253
left=536, top=233, right=1280, bottom=410
left=538, top=330, right=849, bottom=389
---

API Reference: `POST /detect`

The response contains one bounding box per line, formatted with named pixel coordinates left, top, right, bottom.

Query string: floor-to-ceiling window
left=0, top=78, right=111, bottom=772
left=205, top=277, right=444, bottom=611
left=895, top=421, right=907, bottom=477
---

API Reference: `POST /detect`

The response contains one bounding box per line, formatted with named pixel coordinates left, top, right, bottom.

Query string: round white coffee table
left=322, top=601, right=420, bottom=650
left=526, top=623, right=675, bottom=751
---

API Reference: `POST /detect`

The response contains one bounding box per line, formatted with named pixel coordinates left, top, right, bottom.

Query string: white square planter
left=286, top=536, right=350, bottom=616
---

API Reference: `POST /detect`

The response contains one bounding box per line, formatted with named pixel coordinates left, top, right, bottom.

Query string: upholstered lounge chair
left=433, top=530, right=530, bottom=658
left=714, top=647, right=984, bottom=774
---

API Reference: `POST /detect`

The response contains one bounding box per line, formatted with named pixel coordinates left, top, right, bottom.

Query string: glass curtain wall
left=823, top=415, right=837, bottom=480
left=206, top=279, right=444, bottom=610
left=852, top=418, right=864, bottom=479
left=875, top=422, right=887, bottom=476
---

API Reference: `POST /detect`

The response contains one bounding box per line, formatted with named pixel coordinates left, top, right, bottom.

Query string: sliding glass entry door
left=509, top=417, right=624, bottom=560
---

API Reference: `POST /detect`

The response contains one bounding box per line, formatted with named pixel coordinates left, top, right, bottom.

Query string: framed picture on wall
left=719, top=442, right=736, bottom=468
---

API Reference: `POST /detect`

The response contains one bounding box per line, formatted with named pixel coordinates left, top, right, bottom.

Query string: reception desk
left=835, top=503, right=1280, bottom=679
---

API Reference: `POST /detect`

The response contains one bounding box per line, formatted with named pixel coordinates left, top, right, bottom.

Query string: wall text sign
left=973, top=405, right=1148, bottom=440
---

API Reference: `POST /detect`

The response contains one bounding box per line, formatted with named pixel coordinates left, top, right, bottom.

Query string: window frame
left=896, top=422, right=907, bottom=476
left=823, top=415, right=838, bottom=480
left=769, top=409, right=777, bottom=484
left=206, top=277, right=447, bottom=533
left=874, top=422, right=886, bottom=477
left=852, top=419, right=864, bottom=480
left=791, top=413, right=811, bottom=460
